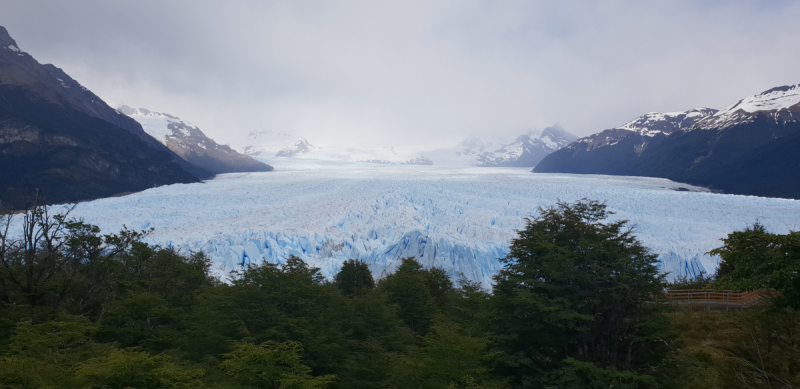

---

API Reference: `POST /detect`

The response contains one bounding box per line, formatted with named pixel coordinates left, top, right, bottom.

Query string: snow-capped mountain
left=536, top=84, right=800, bottom=199
left=693, top=85, right=800, bottom=130
left=275, top=137, right=323, bottom=157
left=423, top=125, right=576, bottom=167
left=476, top=125, right=578, bottom=167
left=571, top=108, right=717, bottom=152
left=117, top=105, right=272, bottom=174
left=241, top=129, right=295, bottom=157
left=266, top=137, right=432, bottom=165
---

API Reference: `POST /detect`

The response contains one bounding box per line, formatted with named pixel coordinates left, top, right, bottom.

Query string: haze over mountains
left=237, top=125, right=577, bottom=167
left=536, top=84, right=800, bottom=199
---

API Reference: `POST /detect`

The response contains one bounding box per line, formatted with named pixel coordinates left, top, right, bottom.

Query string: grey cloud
left=1, top=0, right=798, bottom=148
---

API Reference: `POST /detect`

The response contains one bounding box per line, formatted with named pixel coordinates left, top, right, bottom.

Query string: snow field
left=37, top=160, right=800, bottom=287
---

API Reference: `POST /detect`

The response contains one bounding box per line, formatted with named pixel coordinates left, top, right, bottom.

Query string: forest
left=0, top=199, right=798, bottom=388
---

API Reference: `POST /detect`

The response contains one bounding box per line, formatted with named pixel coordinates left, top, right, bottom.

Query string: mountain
left=275, top=137, right=323, bottom=157
left=422, top=125, right=576, bottom=167
left=269, top=137, right=433, bottom=165
left=240, top=129, right=296, bottom=157
left=0, top=26, right=201, bottom=209
left=535, top=109, right=717, bottom=174
left=476, top=125, right=578, bottom=167
left=535, top=85, right=800, bottom=199
left=117, top=105, right=272, bottom=174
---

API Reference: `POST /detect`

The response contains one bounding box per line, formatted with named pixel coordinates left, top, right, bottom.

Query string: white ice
left=25, top=160, right=800, bottom=288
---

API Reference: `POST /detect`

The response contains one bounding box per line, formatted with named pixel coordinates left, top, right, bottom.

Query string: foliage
left=334, top=259, right=375, bottom=296
left=4, top=200, right=798, bottom=388
left=377, top=257, right=454, bottom=334
left=666, top=273, right=715, bottom=290
left=710, top=223, right=800, bottom=308
left=220, top=340, right=336, bottom=388
left=661, top=308, right=800, bottom=389
left=491, top=199, right=669, bottom=385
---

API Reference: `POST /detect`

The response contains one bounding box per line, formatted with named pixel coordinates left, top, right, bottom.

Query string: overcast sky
left=1, top=1, right=798, bottom=149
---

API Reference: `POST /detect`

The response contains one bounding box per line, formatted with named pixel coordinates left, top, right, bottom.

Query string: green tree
left=391, top=315, right=502, bottom=388
left=378, top=257, right=453, bottom=334
left=220, top=340, right=336, bottom=388
left=491, top=199, right=667, bottom=386
left=710, top=223, right=800, bottom=308
left=75, top=348, right=205, bottom=389
left=334, top=259, right=375, bottom=296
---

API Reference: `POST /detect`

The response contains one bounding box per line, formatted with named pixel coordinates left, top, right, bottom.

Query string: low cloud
left=2, top=0, right=798, bottom=148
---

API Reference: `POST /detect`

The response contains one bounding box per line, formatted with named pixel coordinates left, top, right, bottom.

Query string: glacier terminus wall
left=39, top=160, right=800, bottom=287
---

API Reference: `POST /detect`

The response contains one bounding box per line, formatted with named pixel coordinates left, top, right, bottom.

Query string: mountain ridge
left=534, top=84, right=800, bottom=199
left=0, top=26, right=203, bottom=208
left=117, top=105, right=272, bottom=174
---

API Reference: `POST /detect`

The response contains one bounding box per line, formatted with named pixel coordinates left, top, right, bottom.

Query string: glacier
left=27, top=159, right=800, bottom=287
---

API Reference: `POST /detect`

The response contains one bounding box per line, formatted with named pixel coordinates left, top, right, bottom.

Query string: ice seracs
left=31, top=161, right=800, bottom=288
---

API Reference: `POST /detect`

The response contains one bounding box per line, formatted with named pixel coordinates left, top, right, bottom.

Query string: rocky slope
left=117, top=105, right=272, bottom=174
left=535, top=85, right=800, bottom=199
left=0, top=26, right=201, bottom=208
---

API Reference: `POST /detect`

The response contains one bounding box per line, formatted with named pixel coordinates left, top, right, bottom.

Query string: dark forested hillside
left=0, top=26, right=206, bottom=209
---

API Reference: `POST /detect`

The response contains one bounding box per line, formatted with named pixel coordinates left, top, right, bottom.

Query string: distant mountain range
left=273, top=138, right=434, bottom=165
left=535, top=84, right=800, bottom=199
left=239, top=125, right=575, bottom=167
left=421, top=125, right=577, bottom=167
left=116, top=105, right=271, bottom=174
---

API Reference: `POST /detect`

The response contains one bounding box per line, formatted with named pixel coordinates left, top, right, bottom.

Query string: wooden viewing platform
left=664, top=289, right=763, bottom=310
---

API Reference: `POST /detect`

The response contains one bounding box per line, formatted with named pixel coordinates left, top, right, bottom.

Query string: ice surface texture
left=40, top=160, right=800, bottom=287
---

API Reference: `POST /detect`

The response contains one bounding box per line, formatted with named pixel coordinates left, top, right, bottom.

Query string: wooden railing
left=664, top=289, right=763, bottom=310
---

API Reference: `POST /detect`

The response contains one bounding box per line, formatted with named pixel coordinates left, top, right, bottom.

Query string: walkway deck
left=665, top=289, right=763, bottom=310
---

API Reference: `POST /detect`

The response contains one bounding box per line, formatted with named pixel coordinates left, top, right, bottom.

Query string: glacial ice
left=29, top=160, right=800, bottom=288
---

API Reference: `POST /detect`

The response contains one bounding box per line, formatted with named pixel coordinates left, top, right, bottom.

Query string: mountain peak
left=730, top=84, right=800, bottom=113
left=541, top=124, right=578, bottom=143
left=0, top=26, right=18, bottom=49
left=617, top=108, right=717, bottom=136
left=693, top=83, right=800, bottom=130
left=276, top=137, right=321, bottom=157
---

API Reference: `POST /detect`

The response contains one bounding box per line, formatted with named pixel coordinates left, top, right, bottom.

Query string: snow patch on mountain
left=116, top=105, right=193, bottom=143
left=116, top=104, right=272, bottom=174
left=695, top=84, right=800, bottom=130
left=730, top=84, right=800, bottom=113
left=617, top=108, right=718, bottom=137
left=571, top=108, right=717, bottom=152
